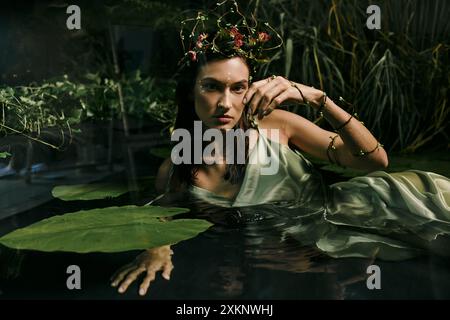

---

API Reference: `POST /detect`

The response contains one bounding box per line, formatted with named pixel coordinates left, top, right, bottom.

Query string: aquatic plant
left=0, top=205, right=211, bottom=253
left=0, top=72, right=177, bottom=150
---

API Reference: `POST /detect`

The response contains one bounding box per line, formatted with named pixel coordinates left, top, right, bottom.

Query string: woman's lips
left=214, top=115, right=233, bottom=124
left=216, top=117, right=232, bottom=124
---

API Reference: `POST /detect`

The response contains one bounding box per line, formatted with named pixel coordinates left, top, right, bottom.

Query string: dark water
left=1, top=196, right=450, bottom=300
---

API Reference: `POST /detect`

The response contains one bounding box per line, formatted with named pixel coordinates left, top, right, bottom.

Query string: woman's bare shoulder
left=155, top=157, right=186, bottom=194
left=258, top=109, right=298, bottom=144
left=259, top=109, right=305, bottom=127
left=260, top=109, right=322, bottom=136
left=262, top=109, right=307, bottom=123
left=258, top=109, right=304, bottom=142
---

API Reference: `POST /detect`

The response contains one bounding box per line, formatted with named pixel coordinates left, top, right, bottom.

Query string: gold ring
left=271, top=75, right=276, bottom=80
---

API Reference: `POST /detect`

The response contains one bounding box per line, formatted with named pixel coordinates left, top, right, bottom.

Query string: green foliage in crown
left=178, top=0, right=283, bottom=74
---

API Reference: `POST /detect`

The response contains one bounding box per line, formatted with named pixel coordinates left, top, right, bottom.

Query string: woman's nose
left=218, top=91, right=232, bottom=110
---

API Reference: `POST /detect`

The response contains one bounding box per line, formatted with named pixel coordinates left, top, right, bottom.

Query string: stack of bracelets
left=290, top=82, right=384, bottom=168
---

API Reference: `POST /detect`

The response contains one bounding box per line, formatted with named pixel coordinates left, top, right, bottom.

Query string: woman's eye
left=233, top=86, right=246, bottom=93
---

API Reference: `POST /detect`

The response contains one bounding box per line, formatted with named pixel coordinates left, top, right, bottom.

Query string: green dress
left=188, top=128, right=450, bottom=261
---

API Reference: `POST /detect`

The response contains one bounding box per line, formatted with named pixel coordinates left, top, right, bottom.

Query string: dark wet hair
left=172, top=50, right=254, bottom=188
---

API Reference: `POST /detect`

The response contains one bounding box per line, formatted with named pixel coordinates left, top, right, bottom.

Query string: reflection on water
left=0, top=196, right=450, bottom=299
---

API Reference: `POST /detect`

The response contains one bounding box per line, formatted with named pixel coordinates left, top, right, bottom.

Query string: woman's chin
left=216, top=124, right=234, bottom=130
left=205, top=121, right=236, bottom=130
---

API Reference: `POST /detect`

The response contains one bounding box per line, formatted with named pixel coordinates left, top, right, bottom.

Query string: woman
left=111, top=3, right=450, bottom=296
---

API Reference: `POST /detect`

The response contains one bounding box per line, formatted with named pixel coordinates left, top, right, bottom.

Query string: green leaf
left=0, top=152, right=11, bottom=159
left=19, top=96, right=36, bottom=105
left=52, top=183, right=131, bottom=201
left=0, top=205, right=211, bottom=253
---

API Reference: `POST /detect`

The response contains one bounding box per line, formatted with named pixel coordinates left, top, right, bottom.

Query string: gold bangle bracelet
left=317, top=92, right=327, bottom=118
left=290, top=82, right=311, bottom=107
left=326, top=135, right=338, bottom=164
left=327, top=134, right=344, bottom=167
left=353, top=142, right=384, bottom=157
left=334, top=114, right=354, bottom=132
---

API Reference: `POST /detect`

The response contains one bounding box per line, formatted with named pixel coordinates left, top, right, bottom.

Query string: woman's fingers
left=266, top=90, right=292, bottom=112
left=110, top=263, right=134, bottom=286
left=138, top=261, right=173, bottom=296
left=248, top=80, right=280, bottom=115
left=137, top=261, right=174, bottom=296
left=162, top=261, right=174, bottom=280
left=245, top=76, right=295, bottom=119
left=242, top=78, right=267, bottom=105
left=117, top=266, right=146, bottom=293
left=138, top=269, right=157, bottom=296
left=256, top=83, right=288, bottom=119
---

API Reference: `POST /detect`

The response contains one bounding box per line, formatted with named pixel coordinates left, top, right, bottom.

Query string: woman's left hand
left=243, top=76, right=322, bottom=119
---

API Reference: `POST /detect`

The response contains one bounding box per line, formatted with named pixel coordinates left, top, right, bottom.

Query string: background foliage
left=252, top=0, right=449, bottom=152
left=0, top=72, right=176, bottom=149
left=1, top=0, right=448, bottom=153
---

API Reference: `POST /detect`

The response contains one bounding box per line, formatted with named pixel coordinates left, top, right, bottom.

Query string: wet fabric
left=188, top=128, right=450, bottom=260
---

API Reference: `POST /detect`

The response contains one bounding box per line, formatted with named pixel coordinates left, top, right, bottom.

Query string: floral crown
left=178, top=0, right=283, bottom=74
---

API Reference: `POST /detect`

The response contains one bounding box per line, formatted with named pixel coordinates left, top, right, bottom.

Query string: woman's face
left=194, top=57, right=250, bottom=129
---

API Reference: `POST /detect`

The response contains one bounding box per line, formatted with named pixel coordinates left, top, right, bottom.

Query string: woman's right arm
left=110, top=159, right=181, bottom=296
left=111, top=245, right=174, bottom=296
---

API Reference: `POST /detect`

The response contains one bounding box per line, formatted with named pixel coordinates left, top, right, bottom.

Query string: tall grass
left=251, top=0, right=449, bottom=152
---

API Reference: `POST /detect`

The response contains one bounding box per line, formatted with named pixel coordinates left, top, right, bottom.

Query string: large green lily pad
left=52, top=183, right=129, bottom=201
left=0, top=205, right=212, bottom=253
left=52, top=177, right=155, bottom=201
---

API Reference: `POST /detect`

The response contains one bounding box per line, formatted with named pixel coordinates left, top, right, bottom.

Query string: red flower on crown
left=229, top=27, right=244, bottom=48
left=258, top=32, right=271, bottom=43
left=234, top=37, right=244, bottom=48
left=188, top=50, right=197, bottom=61
left=198, top=33, right=208, bottom=41
left=229, top=27, right=240, bottom=37
left=178, top=1, right=283, bottom=69
left=196, top=33, right=208, bottom=48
